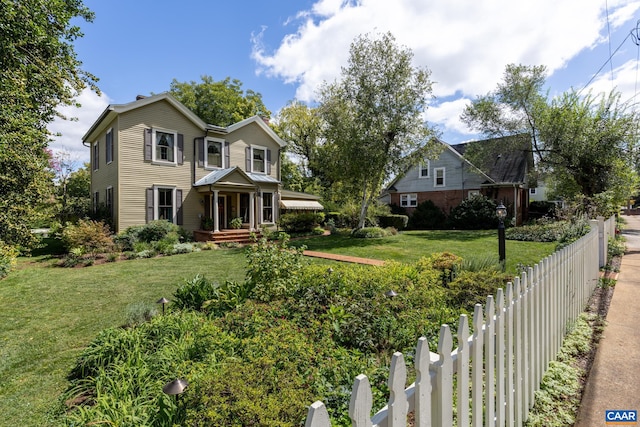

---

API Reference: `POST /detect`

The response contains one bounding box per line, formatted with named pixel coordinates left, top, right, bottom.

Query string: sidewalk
left=575, top=214, right=640, bottom=426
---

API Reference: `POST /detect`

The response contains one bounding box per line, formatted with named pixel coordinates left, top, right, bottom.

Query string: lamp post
left=157, top=297, right=169, bottom=315
left=496, top=203, right=507, bottom=270
left=163, top=378, right=189, bottom=421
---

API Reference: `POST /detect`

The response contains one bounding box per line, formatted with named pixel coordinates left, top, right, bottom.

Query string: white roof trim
left=227, top=116, right=287, bottom=147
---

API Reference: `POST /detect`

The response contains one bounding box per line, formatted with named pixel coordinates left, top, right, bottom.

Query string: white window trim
left=251, top=144, right=268, bottom=174
left=106, top=128, right=113, bottom=165
left=530, top=188, right=537, bottom=195
left=153, top=185, right=177, bottom=223
left=434, top=167, right=446, bottom=187
left=205, top=137, right=225, bottom=170
left=400, top=193, right=418, bottom=207
left=261, top=192, right=274, bottom=224
left=419, top=160, right=430, bottom=178
left=151, top=127, right=178, bottom=166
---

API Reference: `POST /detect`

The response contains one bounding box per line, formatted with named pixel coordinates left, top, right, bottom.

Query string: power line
left=577, top=30, right=633, bottom=96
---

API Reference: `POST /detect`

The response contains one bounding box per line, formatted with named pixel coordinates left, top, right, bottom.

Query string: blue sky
left=50, top=0, right=640, bottom=164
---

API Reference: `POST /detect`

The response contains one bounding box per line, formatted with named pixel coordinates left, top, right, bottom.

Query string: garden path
left=302, top=250, right=386, bottom=266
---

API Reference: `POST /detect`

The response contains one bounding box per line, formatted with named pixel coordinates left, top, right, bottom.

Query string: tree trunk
left=357, top=181, right=369, bottom=229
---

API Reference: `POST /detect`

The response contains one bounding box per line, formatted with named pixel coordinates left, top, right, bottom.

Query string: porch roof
left=194, top=167, right=241, bottom=187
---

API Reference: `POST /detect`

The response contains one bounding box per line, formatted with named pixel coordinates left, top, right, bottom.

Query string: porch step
left=194, top=229, right=262, bottom=244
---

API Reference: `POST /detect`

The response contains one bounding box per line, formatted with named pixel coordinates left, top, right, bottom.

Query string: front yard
left=0, top=231, right=555, bottom=426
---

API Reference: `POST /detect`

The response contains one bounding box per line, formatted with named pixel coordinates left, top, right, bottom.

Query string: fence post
left=457, top=315, right=470, bottom=427
left=388, top=352, right=408, bottom=427
left=434, top=325, right=453, bottom=427
left=305, top=401, right=331, bottom=427
left=414, top=337, right=431, bottom=427
left=349, top=375, right=373, bottom=427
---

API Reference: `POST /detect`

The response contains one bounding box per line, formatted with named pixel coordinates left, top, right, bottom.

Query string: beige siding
left=90, top=116, right=119, bottom=226
left=227, top=121, right=281, bottom=179
left=117, top=100, right=205, bottom=232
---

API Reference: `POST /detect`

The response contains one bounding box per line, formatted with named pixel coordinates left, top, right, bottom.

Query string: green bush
left=528, top=201, right=557, bottom=220
left=351, top=226, right=395, bottom=238
left=409, top=200, right=447, bottom=229
left=278, top=211, right=325, bottom=233
left=244, top=236, right=306, bottom=302
left=448, top=195, right=499, bottom=230
left=61, top=219, right=114, bottom=257
left=0, top=241, right=18, bottom=279
left=608, top=236, right=625, bottom=259
left=556, top=216, right=591, bottom=250
left=506, top=218, right=568, bottom=242
left=172, top=274, right=220, bottom=311
left=135, top=220, right=181, bottom=243
left=378, top=214, right=409, bottom=230
left=447, top=269, right=512, bottom=312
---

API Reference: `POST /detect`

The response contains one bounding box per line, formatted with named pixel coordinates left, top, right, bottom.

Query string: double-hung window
left=252, top=146, right=266, bottom=173
left=92, top=142, right=99, bottom=171
left=434, top=167, right=445, bottom=187
left=157, top=188, right=174, bottom=221
left=206, top=138, right=224, bottom=169
left=262, top=192, right=273, bottom=223
left=400, top=193, right=418, bottom=207
left=106, top=186, right=113, bottom=218
left=419, top=160, right=430, bottom=178
left=153, top=129, right=177, bottom=164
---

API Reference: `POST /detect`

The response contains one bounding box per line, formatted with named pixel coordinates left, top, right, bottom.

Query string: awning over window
left=279, top=200, right=324, bottom=211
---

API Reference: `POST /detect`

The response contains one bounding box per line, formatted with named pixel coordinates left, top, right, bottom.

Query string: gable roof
left=385, top=137, right=493, bottom=191
left=451, top=134, right=532, bottom=184
left=82, top=93, right=287, bottom=148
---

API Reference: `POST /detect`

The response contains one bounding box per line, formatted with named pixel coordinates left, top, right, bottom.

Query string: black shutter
left=245, top=146, right=251, bottom=172
left=224, top=141, right=230, bottom=169
left=176, top=189, right=183, bottom=225
left=146, top=188, right=154, bottom=223
left=266, top=149, right=272, bottom=175
left=177, top=134, right=184, bottom=165
left=144, top=128, right=152, bottom=161
left=196, top=137, right=204, bottom=167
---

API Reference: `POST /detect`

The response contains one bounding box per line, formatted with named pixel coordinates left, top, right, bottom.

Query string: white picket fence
left=305, top=216, right=615, bottom=427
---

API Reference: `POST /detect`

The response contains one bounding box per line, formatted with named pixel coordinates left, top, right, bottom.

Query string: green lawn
left=293, top=229, right=556, bottom=272
left=0, top=232, right=555, bottom=426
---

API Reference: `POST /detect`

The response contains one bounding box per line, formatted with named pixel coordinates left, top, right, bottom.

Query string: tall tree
left=462, top=64, right=639, bottom=205
left=0, top=0, right=97, bottom=250
left=169, top=76, right=271, bottom=126
left=318, top=32, right=438, bottom=228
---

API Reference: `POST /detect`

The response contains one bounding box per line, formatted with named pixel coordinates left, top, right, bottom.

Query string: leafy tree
left=318, top=32, right=438, bottom=228
left=169, top=75, right=270, bottom=126
left=461, top=64, right=639, bottom=205
left=0, top=0, right=97, bottom=250
left=274, top=100, right=323, bottom=177
left=58, top=163, right=91, bottom=222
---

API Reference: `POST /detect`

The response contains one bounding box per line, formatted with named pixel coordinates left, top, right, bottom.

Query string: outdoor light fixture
left=385, top=290, right=398, bottom=299
left=162, top=378, right=189, bottom=395
left=156, top=297, right=169, bottom=315
left=496, top=203, right=507, bottom=270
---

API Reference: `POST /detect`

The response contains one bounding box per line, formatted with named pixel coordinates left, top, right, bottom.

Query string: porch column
left=213, top=190, right=219, bottom=232
left=249, top=192, right=255, bottom=231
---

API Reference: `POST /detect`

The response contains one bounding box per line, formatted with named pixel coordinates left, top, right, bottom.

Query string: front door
left=217, top=195, right=227, bottom=229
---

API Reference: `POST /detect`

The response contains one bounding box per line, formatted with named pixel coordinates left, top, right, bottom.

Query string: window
left=157, top=188, right=174, bottom=221
left=206, top=139, right=224, bottom=169
left=106, top=128, right=113, bottom=164
left=252, top=146, right=266, bottom=173
left=92, top=142, right=99, bottom=171
left=434, top=167, right=445, bottom=187
left=92, top=191, right=99, bottom=213
left=262, top=192, right=273, bottom=222
left=153, top=129, right=176, bottom=164
left=106, top=187, right=113, bottom=219
left=400, top=193, right=418, bottom=207
left=419, top=160, right=430, bottom=178
left=530, top=188, right=537, bottom=195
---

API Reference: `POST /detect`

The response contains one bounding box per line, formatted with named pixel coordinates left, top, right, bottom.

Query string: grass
left=293, top=229, right=557, bottom=273
left=0, top=242, right=246, bottom=427
left=0, top=232, right=555, bottom=426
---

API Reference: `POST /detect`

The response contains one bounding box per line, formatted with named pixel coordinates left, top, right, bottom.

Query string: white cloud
left=48, top=88, right=110, bottom=166
left=253, top=0, right=640, bottom=136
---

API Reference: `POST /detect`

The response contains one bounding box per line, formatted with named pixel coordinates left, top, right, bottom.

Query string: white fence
left=305, top=215, right=615, bottom=427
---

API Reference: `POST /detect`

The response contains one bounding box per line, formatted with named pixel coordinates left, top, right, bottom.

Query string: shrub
left=448, top=195, right=498, bottom=230
left=0, top=241, right=19, bottom=278
left=351, top=227, right=394, bottom=238
left=62, top=219, right=114, bottom=256
left=528, top=201, right=557, bottom=220
left=378, top=214, right=409, bottom=230
left=556, top=216, right=591, bottom=250
left=505, top=218, right=567, bottom=242
left=608, top=236, right=625, bottom=259
left=172, top=274, right=219, bottom=311
left=409, top=200, right=447, bottom=229
left=124, top=302, right=158, bottom=326
left=448, top=270, right=511, bottom=312
left=136, top=220, right=180, bottom=243
left=278, top=211, right=325, bottom=233
left=244, top=236, right=306, bottom=302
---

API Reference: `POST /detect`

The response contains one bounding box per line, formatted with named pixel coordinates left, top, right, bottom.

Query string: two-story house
left=385, top=136, right=533, bottom=225
left=83, top=92, right=300, bottom=239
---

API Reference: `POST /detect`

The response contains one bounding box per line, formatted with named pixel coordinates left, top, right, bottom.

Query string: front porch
left=193, top=228, right=262, bottom=245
